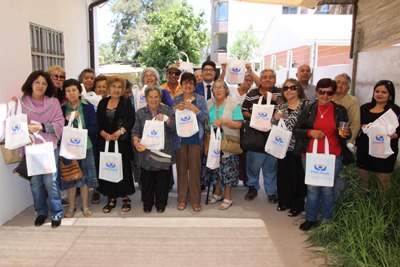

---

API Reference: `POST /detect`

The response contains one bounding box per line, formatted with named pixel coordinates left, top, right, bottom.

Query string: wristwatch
left=120, top=129, right=126, bottom=135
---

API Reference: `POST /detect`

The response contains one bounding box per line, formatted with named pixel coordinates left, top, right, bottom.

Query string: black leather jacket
left=293, top=101, right=354, bottom=164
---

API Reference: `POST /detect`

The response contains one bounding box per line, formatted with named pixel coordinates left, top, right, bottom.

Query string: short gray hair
left=335, top=73, right=351, bottom=85
left=260, top=69, right=276, bottom=78
left=144, top=85, right=162, bottom=98
left=141, top=67, right=160, bottom=86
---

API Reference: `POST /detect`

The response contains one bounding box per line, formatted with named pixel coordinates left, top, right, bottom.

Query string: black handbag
left=240, top=121, right=268, bottom=153
left=13, top=155, right=31, bottom=180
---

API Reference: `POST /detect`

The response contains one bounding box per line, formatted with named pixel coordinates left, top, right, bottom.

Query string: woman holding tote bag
left=172, top=72, right=208, bottom=212
left=61, top=79, right=98, bottom=218
left=19, top=70, right=65, bottom=228
left=206, top=80, right=243, bottom=210
left=272, top=78, right=309, bottom=217
left=293, top=78, right=351, bottom=231
left=97, top=75, right=135, bottom=213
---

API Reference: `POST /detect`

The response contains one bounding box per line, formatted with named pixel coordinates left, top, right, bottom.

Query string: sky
left=96, top=0, right=211, bottom=44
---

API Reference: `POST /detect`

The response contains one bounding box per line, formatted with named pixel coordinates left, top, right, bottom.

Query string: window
left=319, top=5, right=330, bottom=14
left=215, top=1, right=228, bottom=22
left=215, top=33, right=227, bottom=53
left=282, top=6, right=298, bottom=14
left=30, top=23, right=64, bottom=71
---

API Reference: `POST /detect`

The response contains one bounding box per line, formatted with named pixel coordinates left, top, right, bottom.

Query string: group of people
left=16, top=61, right=399, bottom=231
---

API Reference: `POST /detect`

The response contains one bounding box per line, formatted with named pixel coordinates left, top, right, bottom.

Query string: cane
left=205, top=170, right=211, bottom=205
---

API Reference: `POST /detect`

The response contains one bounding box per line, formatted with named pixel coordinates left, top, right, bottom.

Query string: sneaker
left=299, top=220, right=317, bottom=231
left=244, top=187, right=257, bottom=201
left=51, top=217, right=62, bottom=228
left=61, top=199, right=69, bottom=207
left=268, top=194, right=278, bottom=204
left=34, top=215, right=47, bottom=226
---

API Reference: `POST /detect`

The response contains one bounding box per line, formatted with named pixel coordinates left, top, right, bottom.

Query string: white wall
left=0, top=0, right=91, bottom=225
left=355, top=46, right=400, bottom=105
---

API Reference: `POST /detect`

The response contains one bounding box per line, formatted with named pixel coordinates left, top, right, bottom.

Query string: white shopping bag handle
left=30, top=132, right=47, bottom=145
left=312, top=137, right=330, bottom=155
left=277, top=118, right=287, bottom=130
left=67, top=111, right=83, bottom=129
left=105, top=140, right=119, bottom=154
left=210, top=127, right=222, bottom=141
left=7, top=99, right=22, bottom=116
left=257, top=92, right=272, bottom=105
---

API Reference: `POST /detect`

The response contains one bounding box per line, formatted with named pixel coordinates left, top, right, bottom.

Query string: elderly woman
left=94, top=74, right=108, bottom=99
left=61, top=79, right=98, bottom=218
left=356, top=80, right=400, bottom=195
left=79, top=68, right=96, bottom=93
left=19, top=70, right=64, bottom=227
left=97, top=75, right=135, bottom=213
left=273, top=78, right=309, bottom=216
left=294, top=78, right=352, bottom=231
left=206, top=80, right=243, bottom=210
left=173, top=72, right=208, bottom=212
left=133, top=86, right=175, bottom=213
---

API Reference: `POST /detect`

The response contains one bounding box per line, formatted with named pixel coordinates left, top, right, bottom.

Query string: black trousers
left=277, top=151, right=306, bottom=212
left=140, top=168, right=169, bottom=209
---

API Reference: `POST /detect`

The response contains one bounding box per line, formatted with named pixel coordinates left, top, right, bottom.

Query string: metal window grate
left=29, top=23, right=65, bottom=71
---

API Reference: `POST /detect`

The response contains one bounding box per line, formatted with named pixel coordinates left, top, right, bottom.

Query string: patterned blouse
left=277, top=98, right=309, bottom=151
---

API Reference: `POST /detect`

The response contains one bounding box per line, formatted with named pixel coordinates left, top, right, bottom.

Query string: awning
left=238, top=0, right=320, bottom=9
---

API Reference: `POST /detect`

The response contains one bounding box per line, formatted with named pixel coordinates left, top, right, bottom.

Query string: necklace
left=318, top=104, right=331, bottom=118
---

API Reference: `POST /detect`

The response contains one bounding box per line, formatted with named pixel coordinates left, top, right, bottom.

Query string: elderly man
left=241, top=69, right=282, bottom=203
left=161, top=64, right=182, bottom=98
left=296, top=64, right=315, bottom=101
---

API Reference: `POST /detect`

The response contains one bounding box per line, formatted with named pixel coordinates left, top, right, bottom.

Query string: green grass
left=307, top=165, right=400, bottom=266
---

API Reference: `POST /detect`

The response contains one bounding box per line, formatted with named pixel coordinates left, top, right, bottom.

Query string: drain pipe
left=88, top=0, right=109, bottom=69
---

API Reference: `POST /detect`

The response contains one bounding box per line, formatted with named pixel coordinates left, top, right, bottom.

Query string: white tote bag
left=59, top=111, right=88, bottom=160
left=175, top=109, right=199, bottom=137
left=99, top=141, right=123, bottom=183
left=305, top=137, right=336, bottom=187
left=264, top=119, right=292, bottom=159
left=177, top=52, right=194, bottom=74
left=140, top=118, right=165, bottom=150
left=134, top=86, right=147, bottom=112
left=226, top=59, right=246, bottom=85
left=25, top=133, right=57, bottom=177
left=206, top=127, right=222, bottom=170
left=365, top=122, right=393, bottom=159
left=5, top=99, right=31, bottom=150
left=250, top=92, right=274, bottom=132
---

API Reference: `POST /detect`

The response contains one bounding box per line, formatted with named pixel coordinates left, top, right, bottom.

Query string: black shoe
left=51, top=219, right=61, bottom=228
left=288, top=210, right=302, bottom=217
left=91, top=192, right=100, bottom=204
left=244, top=187, right=257, bottom=201
left=276, top=205, right=287, bottom=211
left=156, top=207, right=165, bottom=213
left=34, top=215, right=47, bottom=226
left=143, top=207, right=152, bottom=213
left=299, top=220, right=317, bottom=231
left=61, top=199, right=69, bottom=207
left=268, top=194, right=278, bottom=204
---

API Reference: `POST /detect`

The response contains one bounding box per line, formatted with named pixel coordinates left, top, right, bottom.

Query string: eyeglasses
left=317, top=90, right=334, bottom=96
left=182, top=80, right=195, bottom=85
left=213, top=86, right=225, bottom=91
left=144, top=74, right=156, bottom=78
left=203, top=68, right=215, bottom=73
left=51, top=74, right=65, bottom=80
left=283, top=85, right=298, bottom=91
left=168, top=71, right=181, bottom=76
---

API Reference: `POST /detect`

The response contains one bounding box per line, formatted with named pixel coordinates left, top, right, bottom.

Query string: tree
left=109, top=0, right=175, bottom=61
left=228, top=25, right=259, bottom=61
left=98, top=42, right=116, bottom=64
left=139, top=0, right=209, bottom=79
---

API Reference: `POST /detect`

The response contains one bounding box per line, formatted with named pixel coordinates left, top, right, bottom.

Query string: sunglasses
left=317, top=90, right=334, bottom=96
left=283, top=85, right=298, bottom=91
left=51, top=74, right=66, bottom=80
left=168, top=71, right=181, bottom=76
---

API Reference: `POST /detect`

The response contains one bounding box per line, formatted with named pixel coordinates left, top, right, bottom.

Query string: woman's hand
left=389, top=133, right=398, bottom=139
left=213, top=118, right=225, bottom=128
left=155, top=114, right=164, bottom=121
left=273, top=110, right=283, bottom=121
left=175, top=101, right=186, bottom=111
left=101, top=130, right=112, bottom=141
left=110, top=130, right=122, bottom=141
left=338, top=128, right=350, bottom=138
left=133, top=138, right=146, bottom=152
left=309, top=129, right=326, bottom=139
left=28, top=124, right=42, bottom=133
left=185, top=100, right=199, bottom=114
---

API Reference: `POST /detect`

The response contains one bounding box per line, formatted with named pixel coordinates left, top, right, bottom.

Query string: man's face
left=296, top=65, right=312, bottom=84
left=202, top=65, right=216, bottom=83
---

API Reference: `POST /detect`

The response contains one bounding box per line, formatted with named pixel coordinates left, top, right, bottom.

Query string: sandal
left=192, top=204, right=201, bottom=212
left=64, top=208, right=76, bottom=218
left=102, top=199, right=116, bottom=213
left=91, top=192, right=100, bottom=204
left=81, top=207, right=93, bottom=217
left=122, top=198, right=131, bottom=212
left=219, top=199, right=233, bottom=210
left=177, top=203, right=186, bottom=211
left=208, top=194, right=223, bottom=204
